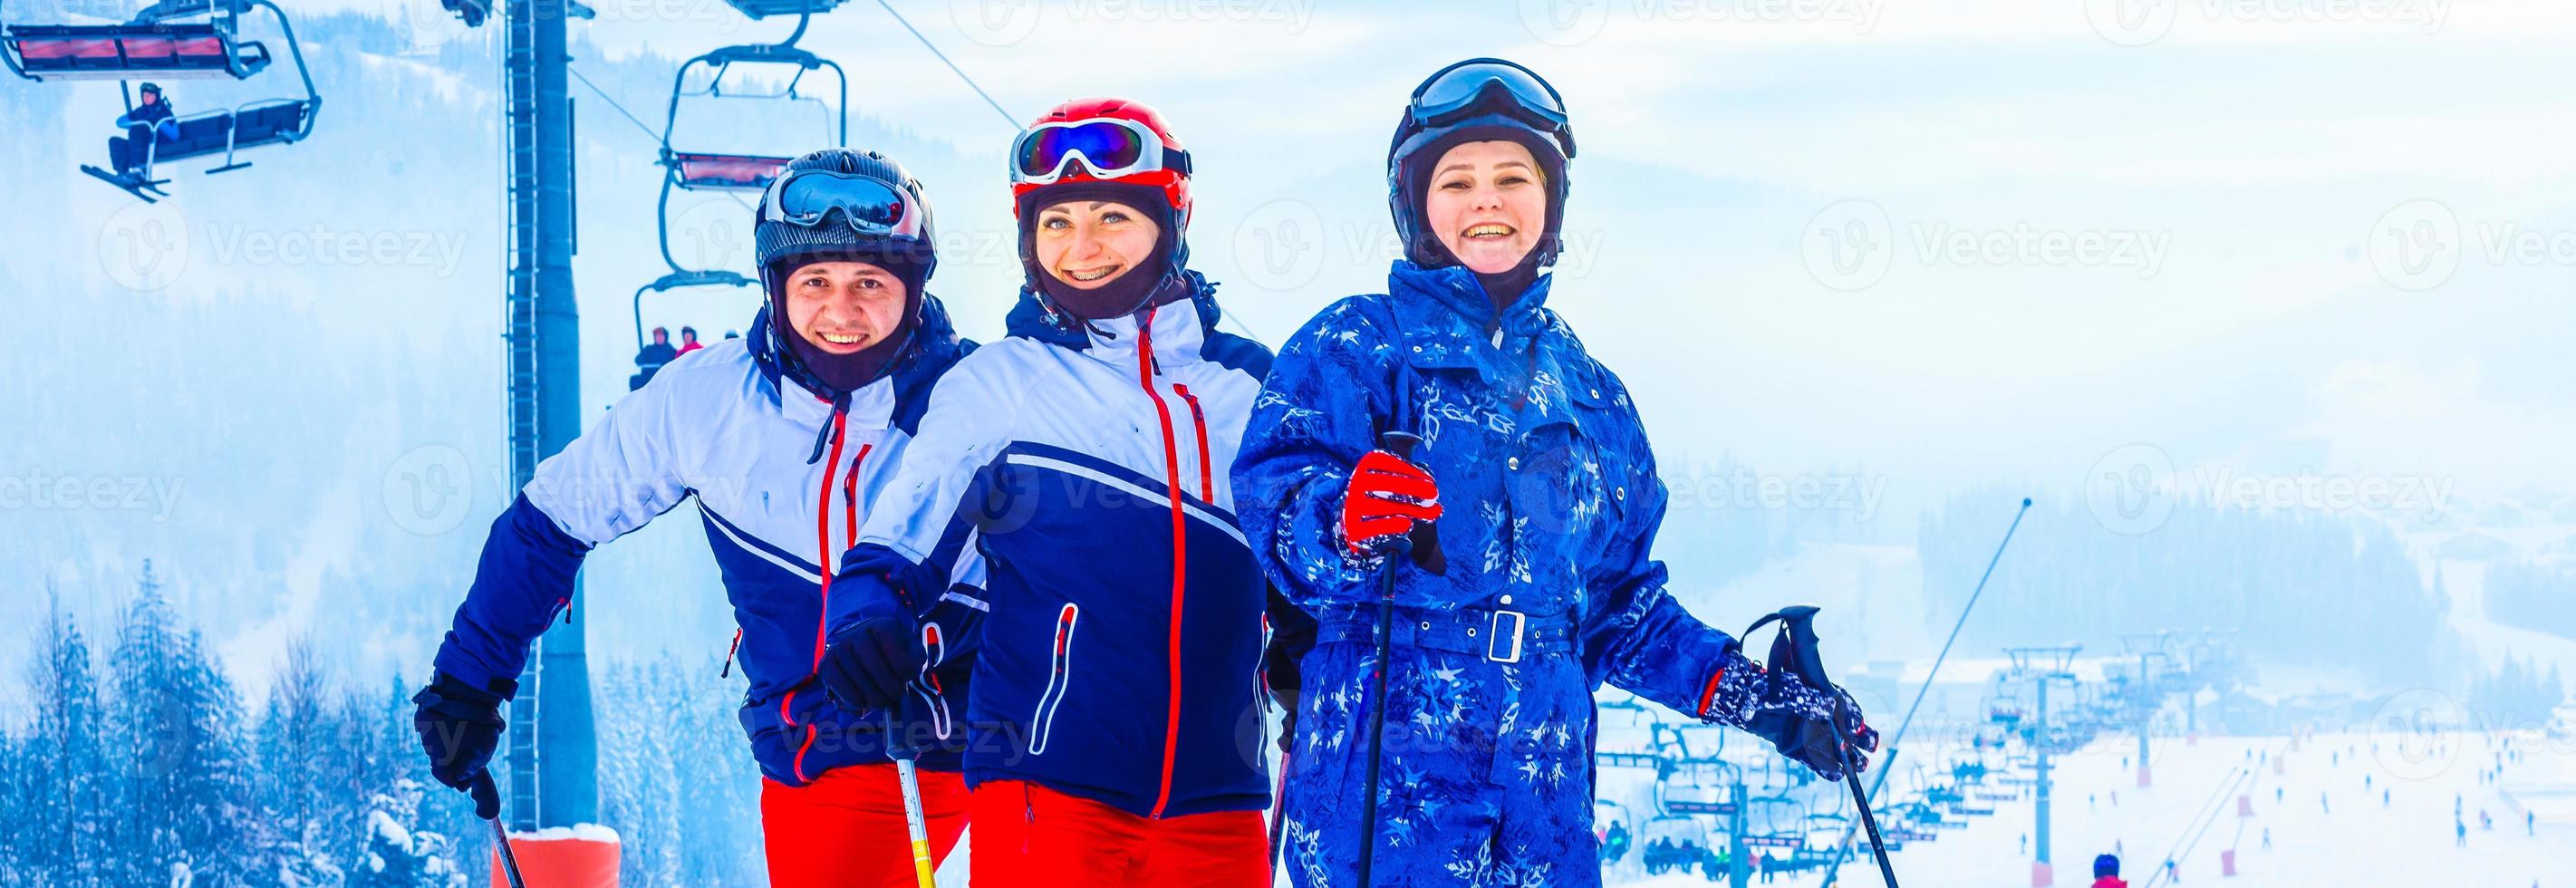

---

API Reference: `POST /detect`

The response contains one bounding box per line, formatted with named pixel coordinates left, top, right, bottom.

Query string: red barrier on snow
left=2139, top=764, right=2153, bottom=787
left=2238, top=795, right=2253, bottom=817
left=491, top=826, right=620, bottom=888
left=2031, top=860, right=2052, bottom=887
left=2220, top=849, right=2237, bottom=876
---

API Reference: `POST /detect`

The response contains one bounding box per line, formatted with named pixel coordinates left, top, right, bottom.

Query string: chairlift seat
left=668, top=151, right=790, bottom=191
left=717, top=0, right=849, bottom=19
left=6, top=23, right=268, bottom=80
left=146, top=98, right=309, bottom=166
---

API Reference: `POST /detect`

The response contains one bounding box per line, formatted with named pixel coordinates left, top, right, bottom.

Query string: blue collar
left=1385, top=261, right=1556, bottom=371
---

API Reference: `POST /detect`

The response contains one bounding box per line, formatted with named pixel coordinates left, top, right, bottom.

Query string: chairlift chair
left=631, top=14, right=844, bottom=385
left=9, top=0, right=322, bottom=198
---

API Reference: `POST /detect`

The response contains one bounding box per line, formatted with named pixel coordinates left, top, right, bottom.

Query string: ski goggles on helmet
left=1009, top=116, right=1192, bottom=186
left=1405, top=58, right=1576, bottom=157
left=758, top=167, right=927, bottom=239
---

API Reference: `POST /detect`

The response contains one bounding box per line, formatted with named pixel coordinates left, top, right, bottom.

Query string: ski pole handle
left=888, top=700, right=937, bottom=888
left=475, top=773, right=528, bottom=888
left=1374, top=431, right=1444, bottom=574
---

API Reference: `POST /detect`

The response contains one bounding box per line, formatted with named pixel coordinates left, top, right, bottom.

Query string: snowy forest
left=0, top=563, right=769, bottom=886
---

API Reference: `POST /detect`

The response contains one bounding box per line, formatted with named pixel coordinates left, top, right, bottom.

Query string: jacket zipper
left=786, top=405, right=854, bottom=784
left=1135, top=306, right=1190, bottom=819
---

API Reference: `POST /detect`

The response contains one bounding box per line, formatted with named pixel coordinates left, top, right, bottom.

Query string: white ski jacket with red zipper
left=830, top=272, right=1275, bottom=819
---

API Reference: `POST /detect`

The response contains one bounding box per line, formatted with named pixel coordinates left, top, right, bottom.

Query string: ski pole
left=1356, top=430, right=1439, bottom=887
left=1821, top=497, right=2030, bottom=886
left=1760, top=606, right=1900, bottom=888
left=473, top=772, right=527, bottom=888
left=1268, top=748, right=1290, bottom=872
left=887, top=700, right=938, bottom=888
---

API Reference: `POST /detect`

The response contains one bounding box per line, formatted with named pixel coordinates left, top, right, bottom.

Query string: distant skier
left=2530, top=810, right=2538, bottom=835
left=2163, top=857, right=2180, bottom=882
left=415, top=149, right=984, bottom=888
left=2458, top=817, right=2468, bottom=846
left=1234, top=58, right=1877, bottom=886
left=2091, top=854, right=2127, bottom=888
left=107, top=82, right=178, bottom=179
left=632, top=325, right=680, bottom=390
left=2260, top=826, right=2271, bottom=850
left=2383, top=788, right=2390, bottom=806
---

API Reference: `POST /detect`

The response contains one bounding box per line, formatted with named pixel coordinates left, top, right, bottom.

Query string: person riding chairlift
left=109, top=82, right=178, bottom=180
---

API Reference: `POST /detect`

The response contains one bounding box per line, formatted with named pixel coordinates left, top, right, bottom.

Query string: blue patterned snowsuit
left=1235, top=262, right=1744, bottom=887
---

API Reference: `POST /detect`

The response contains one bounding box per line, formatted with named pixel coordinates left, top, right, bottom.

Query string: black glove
left=1262, top=587, right=1317, bottom=755
left=1262, top=640, right=1303, bottom=754
left=1705, top=644, right=1879, bottom=781
left=823, top=613, right=925, bottom=712
left=411, top=671, right=512, bottom=819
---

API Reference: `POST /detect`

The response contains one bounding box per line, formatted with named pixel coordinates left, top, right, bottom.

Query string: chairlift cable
left=568, top=63, right=663, bottom=144
left=867, top=0, right=1015, bottom=129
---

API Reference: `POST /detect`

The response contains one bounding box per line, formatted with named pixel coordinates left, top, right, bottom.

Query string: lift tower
left=442, top=0, right=596, bottom=830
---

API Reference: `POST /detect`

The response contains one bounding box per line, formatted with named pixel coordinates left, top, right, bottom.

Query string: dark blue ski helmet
left=2095, top=854, right=2120, bottom=877
left=754, top=149, right=938, bottom=301
left=1386, top=58, right=1577, bottom=269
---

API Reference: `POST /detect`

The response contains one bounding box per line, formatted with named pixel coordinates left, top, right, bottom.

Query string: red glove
left=1340, top=449, right=1442, bottom=555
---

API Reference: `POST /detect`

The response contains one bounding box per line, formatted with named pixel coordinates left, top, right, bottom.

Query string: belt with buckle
left=1311, top=599, right=1576, bottom=664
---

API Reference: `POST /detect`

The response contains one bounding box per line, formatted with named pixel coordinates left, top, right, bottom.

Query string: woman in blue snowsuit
left=1234, top=59, right=1880, bottom=886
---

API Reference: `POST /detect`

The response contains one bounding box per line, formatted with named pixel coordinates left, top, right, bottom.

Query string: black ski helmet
left=1386, top=58, right=1577, bottom=270
left=750, top=149, right=939, bottom=395
left=754, top=149, right=938, bottom=302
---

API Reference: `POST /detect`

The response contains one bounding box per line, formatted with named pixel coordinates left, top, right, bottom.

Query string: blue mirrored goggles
left=758, top=168, right=926, bottom=238
left=1406, top=59, right=1575, bottom=154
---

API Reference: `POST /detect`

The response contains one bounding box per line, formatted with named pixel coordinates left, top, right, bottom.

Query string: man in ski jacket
left=413, top=149, right=984, bottom=888
left=1234, top=59, right=1878, bottom=887
left=820, top=98, right=1277, bottom=885
left=108, top=82, right=178, bottom=178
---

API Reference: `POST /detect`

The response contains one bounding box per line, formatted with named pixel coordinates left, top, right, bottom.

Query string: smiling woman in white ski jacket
left=413, top=150, right=987, bottom=888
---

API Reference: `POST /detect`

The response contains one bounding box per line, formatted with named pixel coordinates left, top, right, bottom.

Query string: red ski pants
left=760, top=763, right=970, bottom=888
left=969, top=779, right=1269, bottom=886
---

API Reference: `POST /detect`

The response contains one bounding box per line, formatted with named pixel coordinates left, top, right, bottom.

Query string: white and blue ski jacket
left=431, top=298, right=983, bottom=787
left=831, top=272, right=1277, bottom=820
